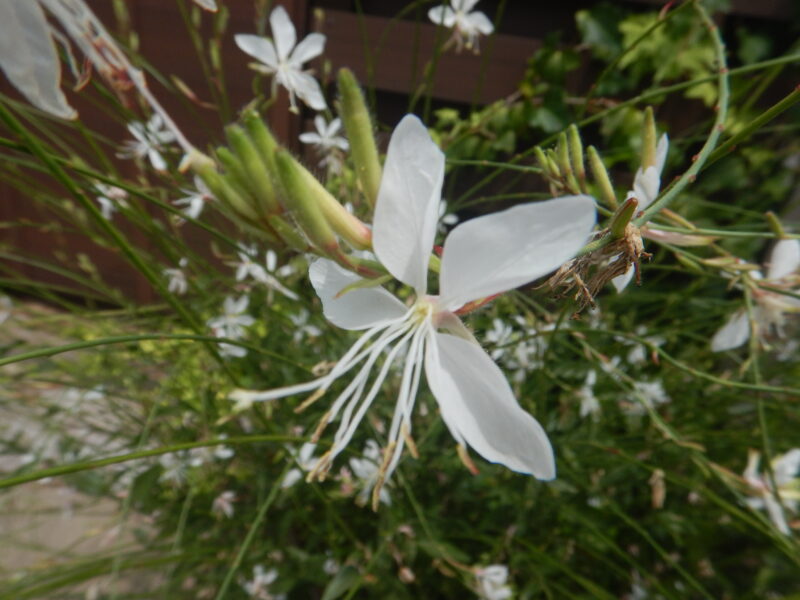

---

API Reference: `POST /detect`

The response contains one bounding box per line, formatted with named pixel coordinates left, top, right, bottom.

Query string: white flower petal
left=234, top=34, right=278, bottom=70
left=773, top=449, right=800, bottom=485
left=632, top=166, right=660, bottom=210
left=309, top=259, right=407, bottom=330
left=711, top=308, right=750, bottom=352
left=313, top=114, right=327, bottom=135
left=291, top=71, right=327, bottom=110
left=373, top=115, right=444, bottom=293
left=269, top=5, right=297, bottom=60
left=766, top=239, right=800, bottom=281
left=299, top=132, right=323, bottom=144
left=612, top=264, right=635, bottom=293
left=654, top=133, right=669, bottom=175
left=466, top=11, right=494, bottom=35
left=0, top=1, right=76, bottom=120
left=425, top=331, right=556, bottom=479
left=428, top=6, right=457, bottom=27
left=290, top=32, right=326, bottom=66
left=439, top=195, right=596, bottom=310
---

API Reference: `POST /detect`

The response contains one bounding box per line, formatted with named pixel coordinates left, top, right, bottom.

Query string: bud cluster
left=190, top=69, right=382, bottom=278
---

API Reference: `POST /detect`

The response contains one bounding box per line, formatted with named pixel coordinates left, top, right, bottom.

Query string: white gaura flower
left=428, top=0, right=494, bottom=53
left=242, top=565, right=285, bottom=600
left=235, top=6, right=326, bottom=112
left=711, top=239, right=800, bottom=352
left=232, top=116, right=596, bottom=497
left=117, top=113, right=176, bottom=171
left=577, top=370, right=600, bottom=419
left=95, top=184, right=128, bottom=220
left=475, top=564, right=513, bottom=600
left=299, top=115, right=349, bottom=171
left=208, top=295, right=255, bottom=358
left=612, top=133, right=669, bottom=292
left=281, top=442, right=318, bottom=488
left=212, top=490, right=237, bottom=519
left=743, top=448, right=800, bottom=535
left=163, top=257, right=188, bottom=295
left=349, top=439, right=392, bottom=507
left=174, top=176, right=211, bottom=221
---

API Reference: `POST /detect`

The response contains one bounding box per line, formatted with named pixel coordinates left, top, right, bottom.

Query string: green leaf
left=321, top=566, right=360, bottom=600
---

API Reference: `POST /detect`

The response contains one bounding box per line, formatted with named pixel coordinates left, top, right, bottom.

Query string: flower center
left=410, top=296, right=436, bottom=326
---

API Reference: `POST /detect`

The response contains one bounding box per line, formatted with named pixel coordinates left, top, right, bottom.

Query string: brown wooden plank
left=319, top=9, right=541, bottom=105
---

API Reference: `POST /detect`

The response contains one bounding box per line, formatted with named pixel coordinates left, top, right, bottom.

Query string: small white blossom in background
left=577, top=370, right=600, bottom=419
left=174, top=176, right=211, bottom=221
left=349, top=440, right=391, bottom=507
left=711, top=239, right=800, bottom=352
left=117, top=113, right=177, bottom=171
left=231, top=246, right=299, bottom=300
left=212, top=490, right=237, bottom=519
left=235, top=6, right=327, bottom=112
left=624, top=380, right=670, bottom=415
left=438, top=199, right=460, bottom=233
left=281, top=442, right=318, bottom=488
left=428, top=0, right=494, bottom=53
left=207, top=295, right=255, bottom=358
left=159, top=452, right=189, bottom=484
left=742, top=448, right=800, bottom=535
left=163, top=257, right=189, bottom=295
left=0, top=295, right=12, bottom=325
left=94, top=184, right=128, bottom=220
left=484, top=318, right=515, bottom=360
left=299, top=115, right=349, bottom=172
left=625, top=325, right=665, bottom=365
left=474, top=564, right=513, bottom=600
left=289, top=309, right=321, bottom=343
left=241, top=565, right=285, bottom=600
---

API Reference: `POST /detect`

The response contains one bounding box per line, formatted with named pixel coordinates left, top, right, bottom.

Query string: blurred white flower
left=743, top=448, right=800, bottom=535
left=118, top=113, right=176, bottom=171
left=163, top=257, right=189, bottom=295
left=212, top=490, right=237, bottom=519
left=0, top=295, right=12, bottom=326
left=438, top=199, right=460, bottom=233
left=299, top=115, right=348, bottom=171
left=577, top=370, right=600, bottom=419
left=208, top=295, right=255, bottom=358
left=241, top=565, right=285, bottom=600
left=475, top=564, right=512, bottom=600
left=428, top=0, right=494, bottom=53
left=625, top=380, right=670, bottom=415
left=95, top=184, right=128, bottom=220
left=712, top=239, right=800, bottom=352
left=235, top=6, right=326, bottom=112
left=289, top=309, right=321, bottom=343
left=281, top=442, right=318, bottom=488
left=484, top=318, right=514, bottom=360
left=349, top=440, right=392, bottom=507
left=174, top=176, right=211, bottom=220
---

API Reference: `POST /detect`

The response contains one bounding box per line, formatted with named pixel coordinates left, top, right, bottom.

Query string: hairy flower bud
left=338, top=68, right=382, bottom=208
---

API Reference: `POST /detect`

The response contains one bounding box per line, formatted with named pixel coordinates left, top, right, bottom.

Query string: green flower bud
left=338, top=68, right=382, bottom=208
left=568, top=124, right=586, bottom=191
left=225, top=124, right=279, bottom=215
left=274, top=149, right=339, bottom=255
left=587, top=145, right=618, bottom=209
left=610, top=197, right=638, bottom=240
left=642, top=106, right=657, bottom=169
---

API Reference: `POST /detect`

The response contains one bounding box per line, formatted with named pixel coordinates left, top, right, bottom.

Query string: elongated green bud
left=545, top=149, right=561, bottom=177
left=610, top=197, right=638, bottom=239
left=338, top=68, right=382, bottom=208
left=242, top=111, right=280, bottom=181
left=556, top=132, right=571, bottom=176
left=642, top=106, right=657, bottom=169
left=191, top=151, right=259, bottom=221
left=587, top=145, right=618, bottom=209
left=268, top=215, right=311, bottom=252
left=765, top=211, right=787, bottom=239
left=274, top=149, right=339, bottom=254
left=534, top=147, right=550, bottom=176
left=225, top=124, right=279, bottom=215
left=568, top=124, right=586, bottom=190
left=297, top=165, right=372, bottom=250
